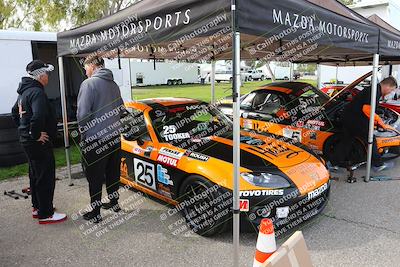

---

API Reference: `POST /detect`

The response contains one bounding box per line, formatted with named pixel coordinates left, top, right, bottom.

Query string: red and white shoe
left=38, top=212, right=67, bottom=224
left=32, top=208, right=39, bottom=219
left=32, top=207, right=56, bottom=219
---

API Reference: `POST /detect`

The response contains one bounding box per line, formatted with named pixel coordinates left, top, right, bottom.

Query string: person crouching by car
left=77, top=56, right=124, bottom=223
left=11, top=60, right=67, bottom=224
left=341, top=76, right=398, bottom=172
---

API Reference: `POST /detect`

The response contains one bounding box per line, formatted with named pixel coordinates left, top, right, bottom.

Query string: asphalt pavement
left=1, top=160, right=400, bottom=267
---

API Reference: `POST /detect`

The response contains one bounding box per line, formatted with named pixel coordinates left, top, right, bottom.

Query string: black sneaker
left=102, top=202, right=121, bottom=212
left=82, top=210, right=102, bottom=223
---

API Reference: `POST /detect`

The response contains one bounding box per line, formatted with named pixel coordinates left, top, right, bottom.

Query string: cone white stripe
left=252, top=259, right=263, bottom=267
left=256, top=232, right=277, bottom=253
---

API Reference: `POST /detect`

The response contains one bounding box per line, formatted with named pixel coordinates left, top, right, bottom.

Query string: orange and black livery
left=120, top=98, right=330, bottom=236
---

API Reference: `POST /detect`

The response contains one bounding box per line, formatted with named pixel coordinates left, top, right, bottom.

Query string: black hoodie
left=11, top=77, right=57, bottom=146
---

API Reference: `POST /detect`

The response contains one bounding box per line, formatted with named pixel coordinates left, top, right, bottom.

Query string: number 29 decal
left=133, top=158, right=156, bottom=191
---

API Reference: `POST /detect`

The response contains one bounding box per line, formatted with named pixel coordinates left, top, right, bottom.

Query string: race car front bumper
left=243, top=180, right=331, bottom=232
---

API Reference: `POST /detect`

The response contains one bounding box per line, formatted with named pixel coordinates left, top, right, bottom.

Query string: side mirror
left=241, top=105, right=250, bottom=111
left=122, top=125, right=145, bottom=146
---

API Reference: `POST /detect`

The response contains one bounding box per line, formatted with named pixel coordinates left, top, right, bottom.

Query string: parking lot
left=1, top=160, right=400, bottom=267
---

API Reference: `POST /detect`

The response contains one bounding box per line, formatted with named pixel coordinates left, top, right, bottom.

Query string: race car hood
left=187, top=132, right=312, bottom=169
left=186, top=131, right=328, bottom=194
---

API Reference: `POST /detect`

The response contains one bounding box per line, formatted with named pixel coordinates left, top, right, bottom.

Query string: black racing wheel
left=178, top=175, right=230, bottom=236
left=323, top=133, right=366, bottom=168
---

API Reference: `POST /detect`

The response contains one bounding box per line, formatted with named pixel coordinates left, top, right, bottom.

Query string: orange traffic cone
left=253, top=218, right=277, bottom=267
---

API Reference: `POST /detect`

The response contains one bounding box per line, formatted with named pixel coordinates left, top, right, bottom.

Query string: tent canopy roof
left=57, top=0, right=400, bottom=66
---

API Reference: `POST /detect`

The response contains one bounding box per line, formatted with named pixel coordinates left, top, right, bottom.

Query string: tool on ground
left=22, top=187, right=31, bottom=195
left=4, top=191, right=19, bottom=200
left=363, top=175, right=400, bottom=181
left=9, top=190, right=28, bottom=199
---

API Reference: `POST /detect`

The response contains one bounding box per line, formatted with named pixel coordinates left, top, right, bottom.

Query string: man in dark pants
left=11, top=60, right=67, bottom=224
left=77, top=56, right=124, bottom=223
left=341, top=76, right=398, bottom=171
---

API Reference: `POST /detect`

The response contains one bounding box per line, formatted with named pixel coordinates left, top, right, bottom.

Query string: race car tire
left=178, top=175, right=230, bottom=236
left=0, top=114, right=17, bottom=129
left=323, top=133, right=366, bottom=167
left=0, top=114, right=28, bottom=167
left=0, top=128, right=19, bottom=143
left=0, top=153, right=28, bottom=167
left=0, top=142, right=25, bottom=155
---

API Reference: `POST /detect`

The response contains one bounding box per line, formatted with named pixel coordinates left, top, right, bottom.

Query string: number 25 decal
left=133, top=158, right=156, bottom=191
left=163, top=125, right=176, bottom=135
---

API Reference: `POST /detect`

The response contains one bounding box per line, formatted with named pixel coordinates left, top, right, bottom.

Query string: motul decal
left=157, top=154, right=178, bottom=167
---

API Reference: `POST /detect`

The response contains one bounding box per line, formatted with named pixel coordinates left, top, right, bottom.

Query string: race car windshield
left=150, top=103, right=233, bottom=146
left=296, top=87, right=329, bottom=107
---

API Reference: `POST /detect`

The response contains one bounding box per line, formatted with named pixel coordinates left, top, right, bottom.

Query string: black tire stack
left=0, top=114, right=27, bottom=167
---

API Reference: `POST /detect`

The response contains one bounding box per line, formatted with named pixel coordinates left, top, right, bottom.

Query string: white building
left=350, top=0, right=400, bottom=30
left=318, top=0, right=400, bottom=88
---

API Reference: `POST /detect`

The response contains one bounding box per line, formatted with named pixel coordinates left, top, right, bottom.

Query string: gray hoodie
left=77, top=68, right=124, bottom=141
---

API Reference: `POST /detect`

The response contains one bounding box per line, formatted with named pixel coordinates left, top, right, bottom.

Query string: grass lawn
left=0, top=79, right=316, bottom=180
left=132, top=79, right=317, bottom=101
left=0, top=146, right=82, bottom=181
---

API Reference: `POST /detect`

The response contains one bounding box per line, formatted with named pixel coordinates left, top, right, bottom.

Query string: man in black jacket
left=11, top=60, right=67, bottom=224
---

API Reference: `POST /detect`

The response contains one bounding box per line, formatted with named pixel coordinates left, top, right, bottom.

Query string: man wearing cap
left=77, top=56, right=124, bottom=223
left=11, top=60, right=67, bottom=224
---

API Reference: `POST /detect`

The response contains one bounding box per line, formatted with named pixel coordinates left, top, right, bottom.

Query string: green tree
left=0, top=0, right=137, bottom=31
left=339, top=0, right=354, bottom=5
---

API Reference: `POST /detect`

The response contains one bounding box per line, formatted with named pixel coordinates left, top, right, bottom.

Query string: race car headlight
left=241, top=173, right=291, bottom=188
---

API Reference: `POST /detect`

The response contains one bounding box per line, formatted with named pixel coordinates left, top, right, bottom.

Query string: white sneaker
left=32, top=208, right=39, bottom=219
left=32, top=207, right=56, bottom=219
left=38, top=212, right=67, bottom=225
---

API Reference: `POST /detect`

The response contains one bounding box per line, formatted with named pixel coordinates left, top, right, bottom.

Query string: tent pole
left=211, top=60, right=216, bottom=104
left=266, top=61, right=275, bottom=82
left=231, top=0, right=240, bottom=266
left=289, top=62, right=293, bottom=82
left=317, top=64, right=321, bottom=89
left=58, top=57, right=73, bottom=186
left=365, top=53, right=380, bottom=182
left=335, top=64, right=339, bottom=84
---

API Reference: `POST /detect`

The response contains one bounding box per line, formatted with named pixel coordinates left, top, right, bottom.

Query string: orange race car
left=119, top=98, right=330, bottom=236
left=219, top=81, right=400, bottom=168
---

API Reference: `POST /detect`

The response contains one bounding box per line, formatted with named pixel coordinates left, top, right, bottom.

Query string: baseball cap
left=26, top=60, right=54, bottom=76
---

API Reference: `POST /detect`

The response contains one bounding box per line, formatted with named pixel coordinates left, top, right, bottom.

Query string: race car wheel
left=323, top=133, right=366, bottom=168
left=0, top=113, right=28, bottom=167
left=179, top=175, right=230, bottom=236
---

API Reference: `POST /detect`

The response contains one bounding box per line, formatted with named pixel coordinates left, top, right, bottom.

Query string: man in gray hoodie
left=77, top=56, right=124, bottom=223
